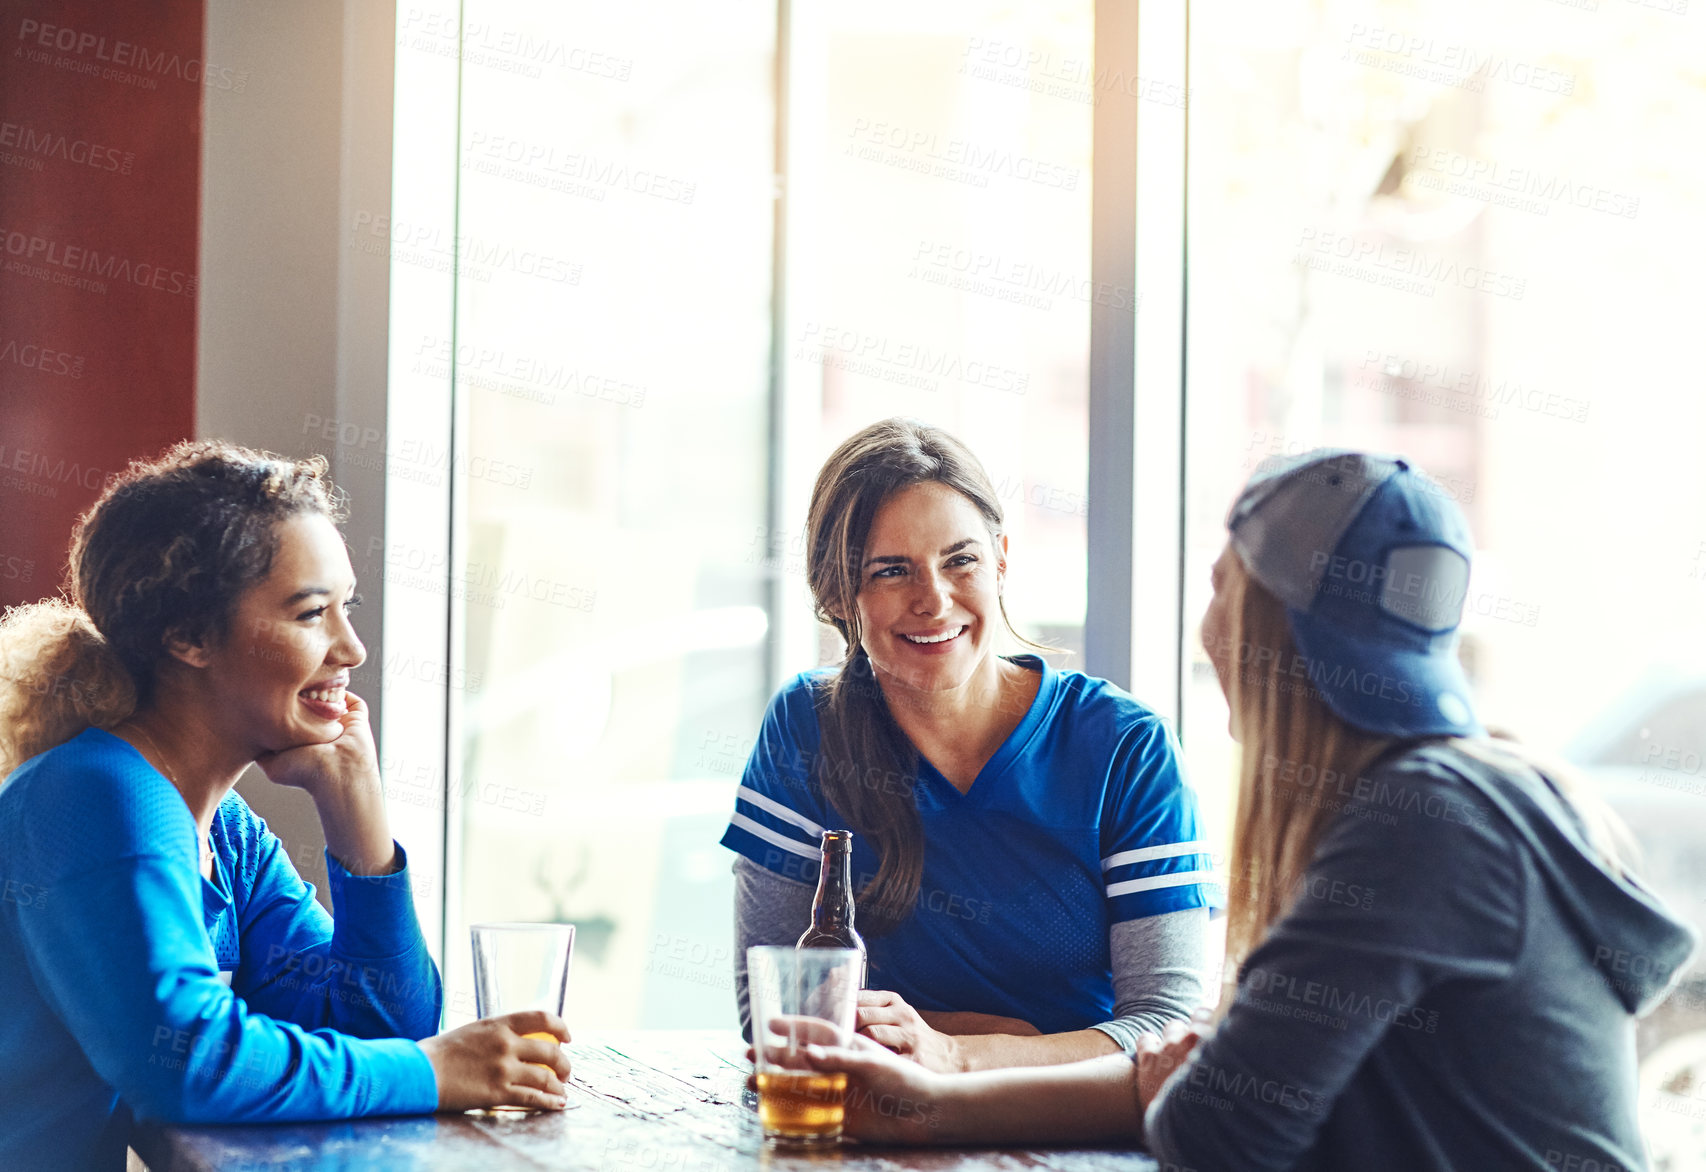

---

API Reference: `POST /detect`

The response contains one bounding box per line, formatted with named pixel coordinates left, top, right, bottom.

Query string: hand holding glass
left=748, top=945, right=862, bottom=1145
left=471, top=922, right=575, bottom=1111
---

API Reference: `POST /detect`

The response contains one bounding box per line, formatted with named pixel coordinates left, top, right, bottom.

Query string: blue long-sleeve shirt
left=0, top=728, right=443, bottom=1171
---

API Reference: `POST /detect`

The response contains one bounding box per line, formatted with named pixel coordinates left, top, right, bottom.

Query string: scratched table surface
left=132, top=1030, right=1160, bottom=1171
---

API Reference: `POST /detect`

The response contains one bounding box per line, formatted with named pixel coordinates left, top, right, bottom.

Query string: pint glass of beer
left=747, top=945, right=861, bottom=1145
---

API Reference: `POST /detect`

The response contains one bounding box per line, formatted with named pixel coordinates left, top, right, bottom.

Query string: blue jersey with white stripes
left=718, top=655, right=1221, bottom=1034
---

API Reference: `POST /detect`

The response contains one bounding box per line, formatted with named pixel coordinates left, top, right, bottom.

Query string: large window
left=390, top=0, right=777, bottom=1030
left=387, top=14, right=1706, bottom=1147
left=778, top=0, right=1094, bottom=665
left=390, top=0, right=1094, bottom=1033
left=1182, top=2, right=1706, bottom=1158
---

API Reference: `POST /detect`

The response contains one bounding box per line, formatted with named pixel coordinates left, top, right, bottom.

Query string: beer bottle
left=797, top=829, right=867, bottom=987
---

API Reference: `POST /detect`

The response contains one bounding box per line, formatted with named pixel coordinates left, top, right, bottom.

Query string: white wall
left=197, top=0, right=396, bottom=906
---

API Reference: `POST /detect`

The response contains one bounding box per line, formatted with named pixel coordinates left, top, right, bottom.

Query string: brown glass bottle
left=797, top=829, right=867, bottom=987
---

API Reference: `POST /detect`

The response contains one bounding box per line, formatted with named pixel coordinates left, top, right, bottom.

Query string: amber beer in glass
left=754, top=1070, right=850, bottom=1138
left=797, top=829, right=867, bottom=987
left=747, top=945, right=861, bottom=1145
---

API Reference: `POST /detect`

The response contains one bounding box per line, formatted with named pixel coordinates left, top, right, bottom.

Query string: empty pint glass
left=471, top=922, right=575, bottom=1112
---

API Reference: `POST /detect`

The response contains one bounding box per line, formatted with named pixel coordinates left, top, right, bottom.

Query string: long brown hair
left=804, top=418, right=1039, bottom=932
left=1215, top=550, right=1633, bottom=1001
left=0, top=440, right=342, bottom=778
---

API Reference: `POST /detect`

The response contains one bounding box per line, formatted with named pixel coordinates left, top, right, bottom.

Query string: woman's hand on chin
left=255, top=689, right=381, bottom=801
left=258, top=692, right=396, bottom=873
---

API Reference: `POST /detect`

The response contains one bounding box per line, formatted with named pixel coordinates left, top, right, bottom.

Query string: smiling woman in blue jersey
left=722, top=418, right=1221, bottom=1072
left=0, top=441, right=573, bottom=1171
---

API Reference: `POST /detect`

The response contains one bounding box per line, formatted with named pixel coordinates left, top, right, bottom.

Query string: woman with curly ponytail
left=0, top=441, right=571, bottom=1171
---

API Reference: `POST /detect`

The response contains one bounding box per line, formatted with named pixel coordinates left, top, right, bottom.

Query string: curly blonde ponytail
left=0, top=599, right=136, bottom=778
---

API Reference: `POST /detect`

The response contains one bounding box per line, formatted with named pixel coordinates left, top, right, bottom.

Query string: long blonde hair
left=1216, top=550, right=1633, bottom=992
left=1216, top=552, right=1393, bottom=984
left=0, top=441, right=342, bottom=779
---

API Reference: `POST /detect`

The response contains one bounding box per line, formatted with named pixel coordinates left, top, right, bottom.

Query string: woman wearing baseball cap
left=789, top=448, right=1697, bottom=1170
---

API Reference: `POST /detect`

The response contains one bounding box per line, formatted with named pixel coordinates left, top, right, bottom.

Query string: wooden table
left=132, top=1030, right=1160, bottom=1171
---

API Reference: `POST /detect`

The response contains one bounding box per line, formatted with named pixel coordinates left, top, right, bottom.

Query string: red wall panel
left=0, top=0, right=202, bottom=607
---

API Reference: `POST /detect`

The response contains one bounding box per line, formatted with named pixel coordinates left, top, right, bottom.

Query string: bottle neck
left=812, top=835, right=855, bottom=930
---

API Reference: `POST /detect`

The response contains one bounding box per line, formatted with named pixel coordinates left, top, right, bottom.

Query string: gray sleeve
left=733, top=854, right=816, bottom=1041
left=1088, top=908, right=1209, bottom=1053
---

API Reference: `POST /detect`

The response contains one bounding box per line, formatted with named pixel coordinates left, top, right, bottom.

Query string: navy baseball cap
left=1226, top=448, right=1483, bottom=738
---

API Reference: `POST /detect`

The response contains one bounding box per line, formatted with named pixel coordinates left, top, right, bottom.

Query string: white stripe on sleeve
left=1105, top=869, right=1220, bottom=899
left=729, top=812, right=820, bottom=860
left=737, top=785, right=826, bottom=839
left=1101, top=841, right=1209, bottom=871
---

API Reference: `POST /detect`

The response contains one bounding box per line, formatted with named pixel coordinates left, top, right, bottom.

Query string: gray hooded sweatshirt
left=1146, top=740, right=1698, bottom=1172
